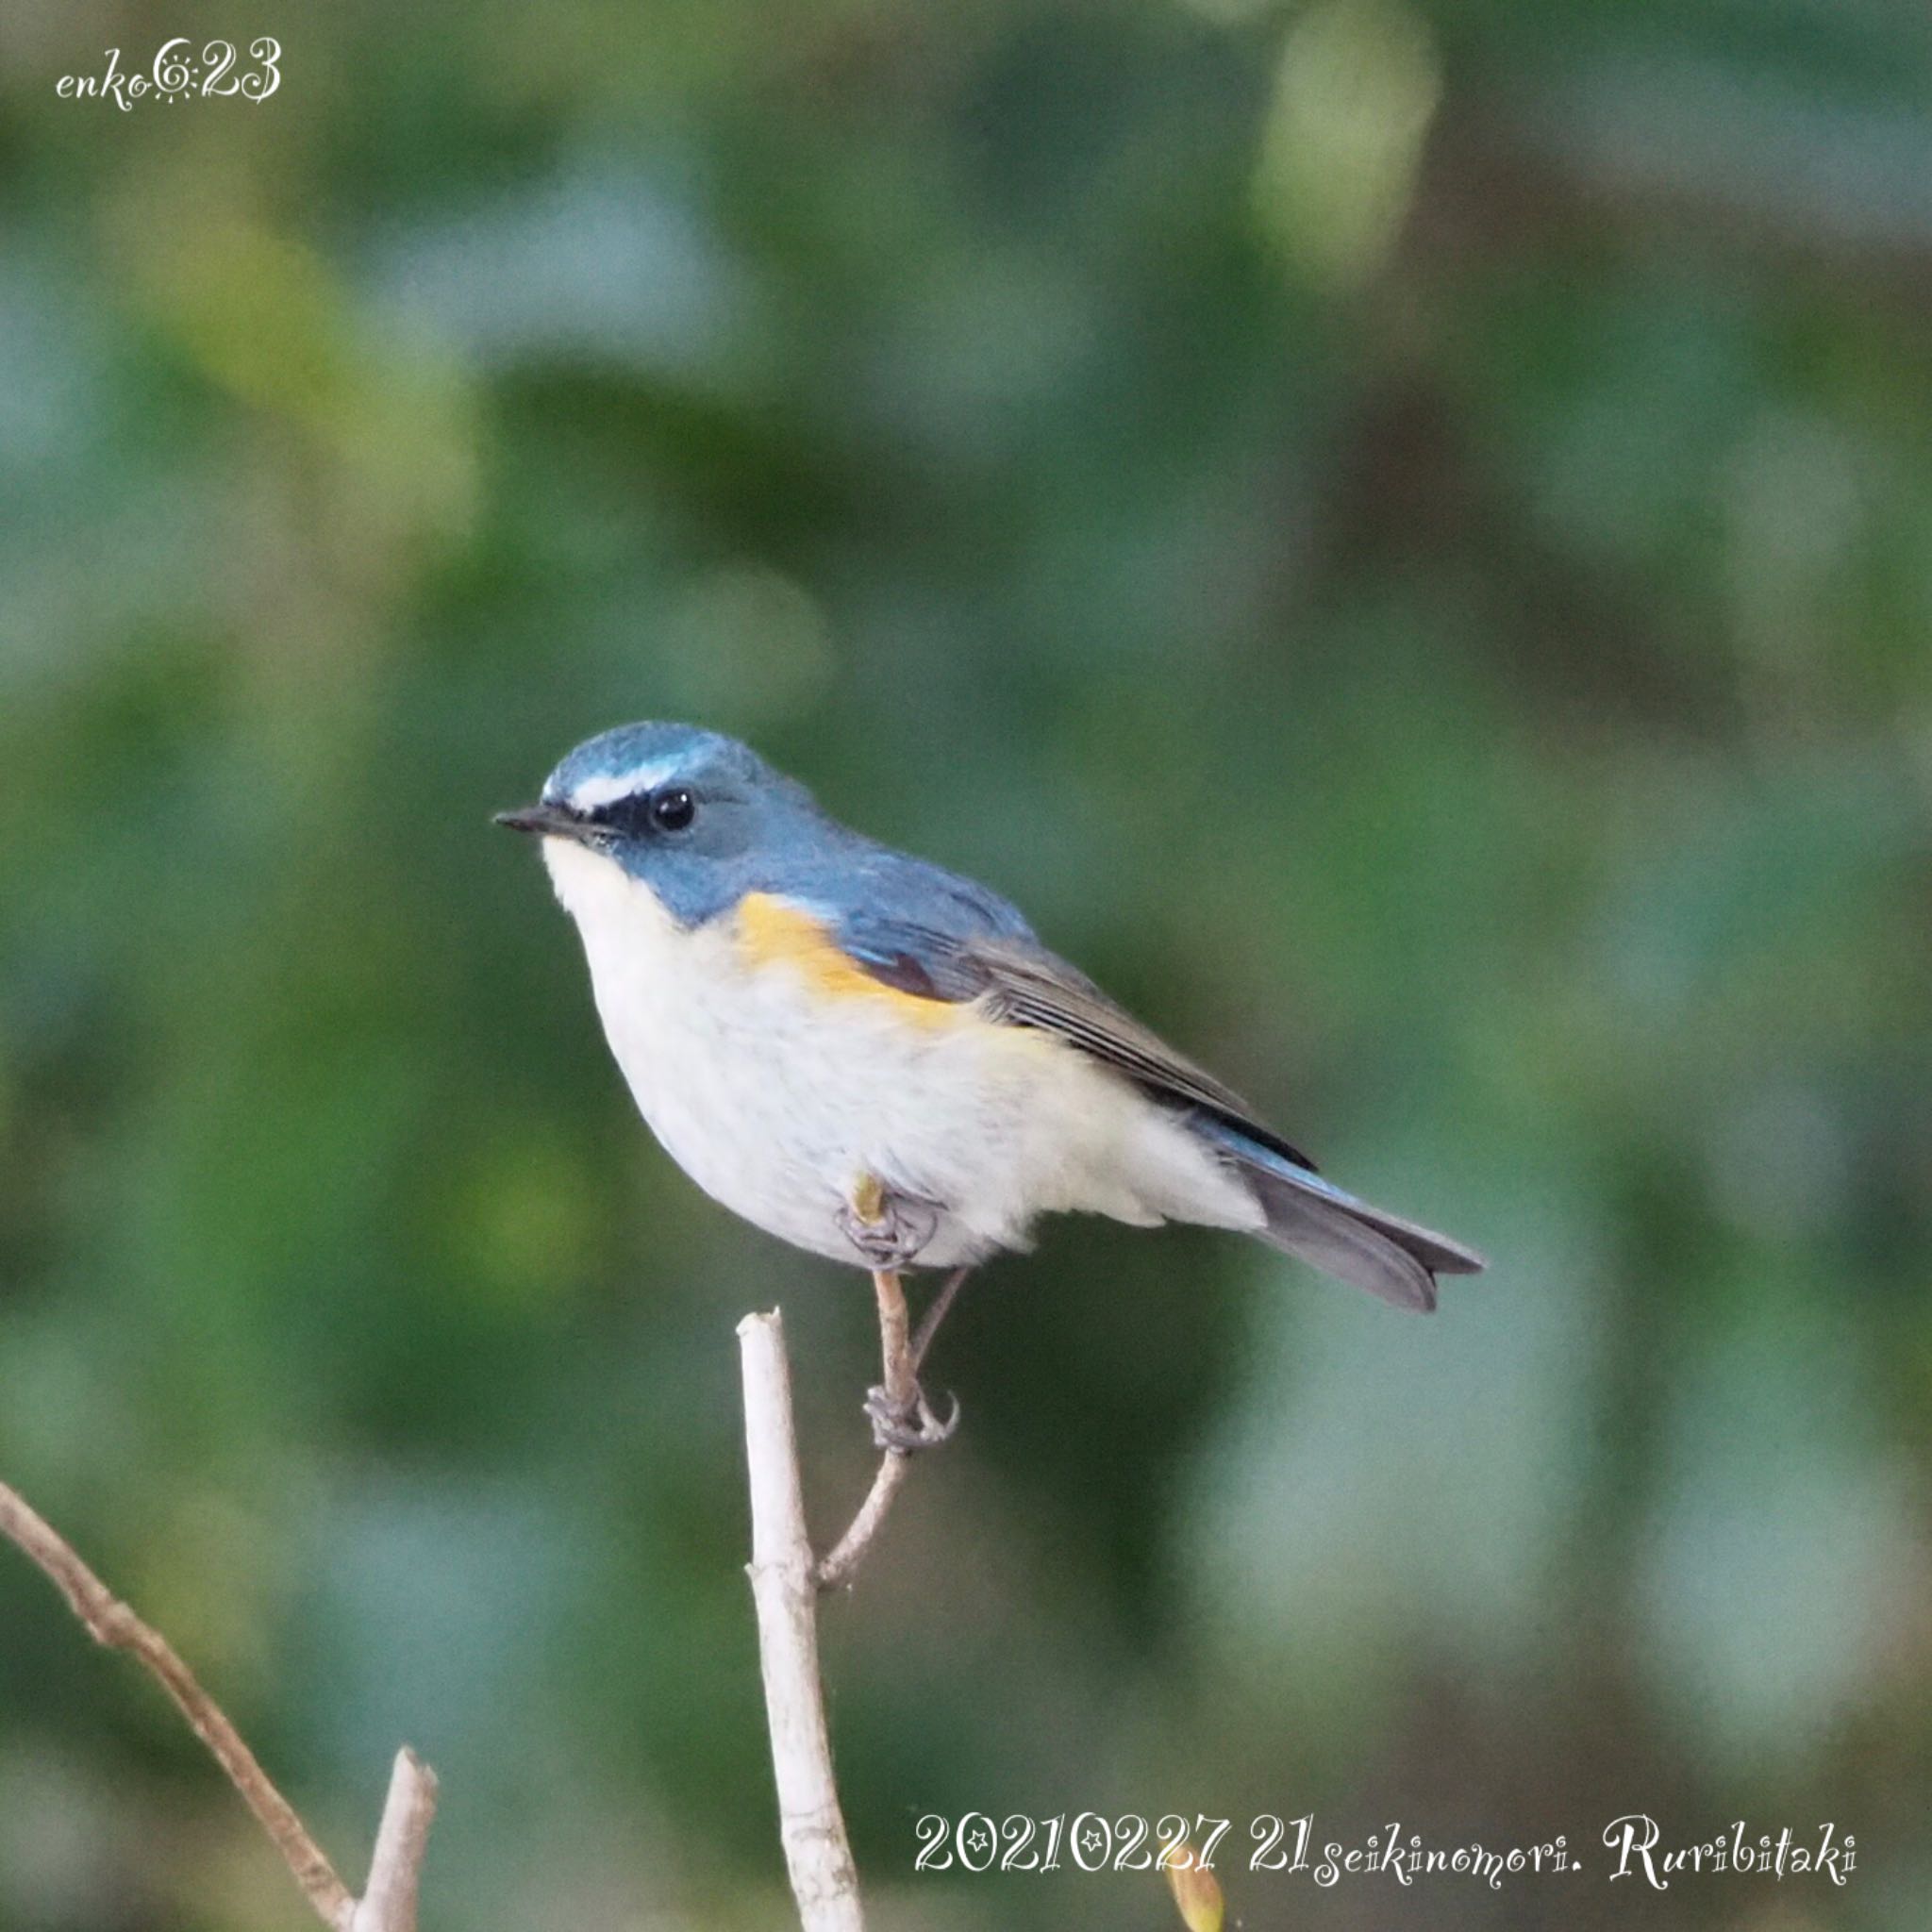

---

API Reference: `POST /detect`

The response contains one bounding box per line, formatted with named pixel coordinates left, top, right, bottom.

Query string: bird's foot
left=864, top=1380, right=961, bottom=1454
left=837, top=1185, right=941, bottom=1270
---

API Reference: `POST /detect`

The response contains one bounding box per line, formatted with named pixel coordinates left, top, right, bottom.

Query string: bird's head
left=498, top=722, right=823, bottom=926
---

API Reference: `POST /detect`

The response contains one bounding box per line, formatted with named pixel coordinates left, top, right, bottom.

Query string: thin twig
left=738, top=1310, right=865, bottom=1931
left=813, top=1269, right=923, bottom=1592
left=0, top=1479, right=357, bottom=1928
left=351, top=1749, right=440, bottom=1932
left=815, top=1266, right=974, bottom=1591
left=0, top=1477, right=437, bottom=1932
left=813, top=1452, right=911, bottom=1594
left=909, top=1266, right=970, bottom=1371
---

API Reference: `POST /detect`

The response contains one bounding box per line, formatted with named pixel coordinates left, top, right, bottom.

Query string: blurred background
left=1, top=1, right=1928, bottom=1927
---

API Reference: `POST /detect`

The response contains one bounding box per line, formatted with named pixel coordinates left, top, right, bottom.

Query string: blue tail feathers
left=1196, top=1122, right=1486, bottom=1312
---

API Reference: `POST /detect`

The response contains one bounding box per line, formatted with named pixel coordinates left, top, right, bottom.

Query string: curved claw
left=916, top=1389, right=961, bottom=1444
left=863, top=1382, right=962, bottom=1454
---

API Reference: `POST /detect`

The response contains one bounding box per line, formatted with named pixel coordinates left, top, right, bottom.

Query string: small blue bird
left=500, top=724, right=1482, bottom=1436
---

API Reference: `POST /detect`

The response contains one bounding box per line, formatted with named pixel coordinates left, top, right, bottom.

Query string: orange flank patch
left=733, top=893, right=959, bottom=1025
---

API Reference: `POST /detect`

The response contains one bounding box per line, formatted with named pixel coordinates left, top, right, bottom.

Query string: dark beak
left=494, top=803, right=594, bottom=842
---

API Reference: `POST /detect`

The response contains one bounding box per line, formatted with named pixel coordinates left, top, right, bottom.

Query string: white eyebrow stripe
left=565, top=762, right=680, bottom=809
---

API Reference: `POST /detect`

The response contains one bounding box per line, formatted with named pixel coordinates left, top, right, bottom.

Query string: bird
left=499, top=723, right=1483, bottom=1442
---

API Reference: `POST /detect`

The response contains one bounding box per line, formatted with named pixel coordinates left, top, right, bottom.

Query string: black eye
left=650, top=787, right=695, bottom=833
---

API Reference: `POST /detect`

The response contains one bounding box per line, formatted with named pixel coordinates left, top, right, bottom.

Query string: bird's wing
left=834, top=903, right=1491, bottom=1302
left=828, top=896, right=1320, bottom=1174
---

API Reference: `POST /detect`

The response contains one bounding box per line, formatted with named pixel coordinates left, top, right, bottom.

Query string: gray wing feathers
left=970, top=942, right=1258, bottom=1123
left=825, top=889, right=1486, bottom=1307
left=956, top=940, right=1322, bottom=1171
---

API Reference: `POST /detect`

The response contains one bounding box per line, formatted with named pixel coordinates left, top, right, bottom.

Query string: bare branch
left=814, top=1270, right=921, bottom=1591
left=0, top=1478, right=357, bottom=1928
left=737, top=1310, right=865, bottom=1932
left=816, top=1266, right=953, bottom=1591
left=813, top=1450, right=911, bottom=1594
left=351, top=1749, right=440, bottom=1932
left=909, top=1266, right=970, bottom=1373
left=0, top=1477, right=438, bottom=1932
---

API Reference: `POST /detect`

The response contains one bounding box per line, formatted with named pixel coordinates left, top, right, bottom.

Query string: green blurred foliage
left=2, top=1, right=1929, bottom=1927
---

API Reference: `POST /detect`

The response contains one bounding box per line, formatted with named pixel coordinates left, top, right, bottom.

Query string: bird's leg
left=841, top=1173, right=958, bottom=1451
left=862, top=1268, right=959, bottom=1454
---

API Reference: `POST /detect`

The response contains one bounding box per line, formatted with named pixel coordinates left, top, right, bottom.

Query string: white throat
left=541, top=835, right=667, bottom=937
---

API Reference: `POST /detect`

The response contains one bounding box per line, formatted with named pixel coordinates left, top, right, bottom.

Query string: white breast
left=541, top=841, right=1261, bottom=1267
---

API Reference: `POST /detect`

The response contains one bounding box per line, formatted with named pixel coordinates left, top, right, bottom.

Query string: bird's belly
left=633, top=1000, right=1080, bottom=1265
left=606, top=957, right=1201, bottom=1270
